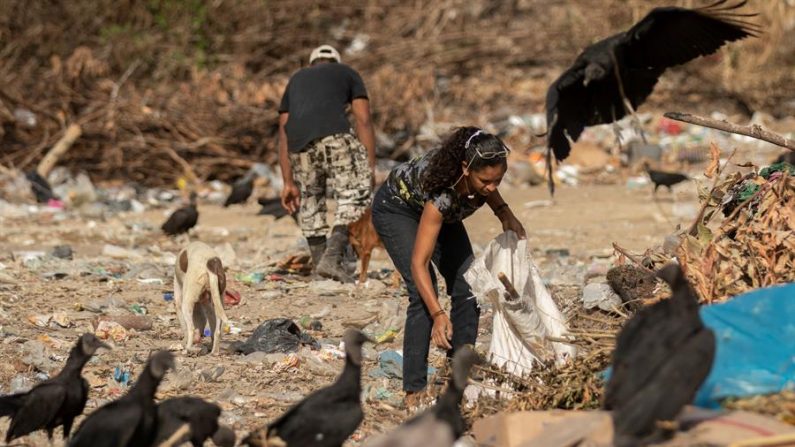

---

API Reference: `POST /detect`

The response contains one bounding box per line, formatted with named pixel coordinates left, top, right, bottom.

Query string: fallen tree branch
left=155, top=144, right=200, bottom=185
left=664, top=111, right=795, bottom=151
left=36, top=123, right=81, bottom=177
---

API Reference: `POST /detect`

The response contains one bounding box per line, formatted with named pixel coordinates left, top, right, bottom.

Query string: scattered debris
left=581, top=283, right=622, bottom=313
left=94, top=320, right=130, bottom=342
left=677, top=156, right=794, bottom=302
left=50, top=244, right=74, bottom=260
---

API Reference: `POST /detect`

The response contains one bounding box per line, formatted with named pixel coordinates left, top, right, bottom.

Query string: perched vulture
left=242, top=329, right=370, bottom=447
left=604, top=263, right=716, bottom=446
left=68, top=351, right=175, bottom=447
left=0, top=334, right=109, bottom=442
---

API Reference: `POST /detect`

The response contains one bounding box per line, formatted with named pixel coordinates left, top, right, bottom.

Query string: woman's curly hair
left=421, top=127, right=509, bottom=195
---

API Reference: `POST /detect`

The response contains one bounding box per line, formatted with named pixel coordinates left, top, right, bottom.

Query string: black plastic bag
left=232, top=318, right=319, bottom=354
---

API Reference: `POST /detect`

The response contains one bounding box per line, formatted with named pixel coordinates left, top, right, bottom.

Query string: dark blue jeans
left=371, top=186, right=480, bottom=392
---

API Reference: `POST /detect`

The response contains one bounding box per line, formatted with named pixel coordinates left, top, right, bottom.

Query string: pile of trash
left=460, top=231, right=620, bottom=420
left=677, top=159, right=794, bottom=303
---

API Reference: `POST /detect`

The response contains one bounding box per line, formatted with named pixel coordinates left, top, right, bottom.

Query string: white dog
left=173, top=241, right=229, bottom=354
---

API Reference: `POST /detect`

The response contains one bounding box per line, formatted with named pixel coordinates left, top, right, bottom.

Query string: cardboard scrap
left=472, top=408, right=795, bottom=447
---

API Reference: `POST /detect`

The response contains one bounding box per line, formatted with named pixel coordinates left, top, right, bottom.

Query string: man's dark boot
left=307, top=236, right=327, bottom=272
left=315, top=225, right=353, bottom=283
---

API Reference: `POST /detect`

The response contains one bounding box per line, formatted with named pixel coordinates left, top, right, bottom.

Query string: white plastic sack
left=465, top=231, right=575, bottom=376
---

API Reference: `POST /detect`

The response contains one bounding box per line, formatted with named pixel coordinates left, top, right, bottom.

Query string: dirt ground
left=0, top=180, right=699, bottom=446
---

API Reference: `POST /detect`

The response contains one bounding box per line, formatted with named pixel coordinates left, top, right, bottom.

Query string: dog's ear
left=179, top=250, right=188, bottom=273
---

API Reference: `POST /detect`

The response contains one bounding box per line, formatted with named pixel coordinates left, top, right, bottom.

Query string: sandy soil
left=0, top=180, right=699, bottom=446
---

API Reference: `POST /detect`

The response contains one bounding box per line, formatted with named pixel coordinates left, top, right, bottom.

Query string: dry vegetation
left=1, top=0, right=793, bottom=186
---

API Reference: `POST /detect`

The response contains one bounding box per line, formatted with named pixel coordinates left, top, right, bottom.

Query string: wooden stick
left=545, top=336, right=578, bottom=345
left=497, top=272, right=520, bottom=301
left=611, top=242, right=655, bottom=273
left=157, top=423, right=190, bottom=447
left=36, top=123, right=81, bottom=177
left=730, top=432, right=795, bottom=447
left=157, top=145, right=200, bottom=184
left=0, top=163, right=13, bottom=176
left=664, top=112, right=795, bottom=151
left=577, top=313, right=620, bottom=326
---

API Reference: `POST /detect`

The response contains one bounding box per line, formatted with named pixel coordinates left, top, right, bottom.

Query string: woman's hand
left=431, top=313, right=453, bottom=350
left=499, top=209, right=527, bottom=239
left=487, top=191, right=527, bottom=240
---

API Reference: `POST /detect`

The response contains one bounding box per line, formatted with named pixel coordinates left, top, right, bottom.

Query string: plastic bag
left=464, top=231, right=575, bottom=375
left=694, top=282, right=795, bottom=408
left=231, top=318, right=319, bottom=355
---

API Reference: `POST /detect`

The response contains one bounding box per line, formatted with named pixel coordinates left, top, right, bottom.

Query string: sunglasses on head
left=465, top=130, right=511, bottom=162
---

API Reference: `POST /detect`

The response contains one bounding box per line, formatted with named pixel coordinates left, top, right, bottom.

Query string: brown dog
left=174, top=241, right=229, bottom=354
left=348, top=208, right=382, bottom=285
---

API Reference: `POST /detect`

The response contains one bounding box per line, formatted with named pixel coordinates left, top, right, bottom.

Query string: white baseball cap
left=309, top=45, right=341, bottom=64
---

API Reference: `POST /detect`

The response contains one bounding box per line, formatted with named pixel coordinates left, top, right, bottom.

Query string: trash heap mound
left=678, top=162, right=794, bottom=303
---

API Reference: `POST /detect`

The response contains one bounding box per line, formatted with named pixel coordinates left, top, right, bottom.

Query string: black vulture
left=362, top=346, right=481, bottom=447
left=643, top=162, right=690, bottom=194
left=604, top=263, right=716, bottom=446
left=24, top=170, right=57, bottom=203
left=257, top=196, right=290, bottom=219
left=161, top=192, right=198, bottom=236
left=545, top=0, right=758, bottom=193
left=154, top=396, right=234, bottom=447
left=224, top=172, right=257, bottom=207
left=242, top=329, right=371, bottom=447
left=0, top=334, right=109, bottom=442
left=68, top=351, right=175, bottom=447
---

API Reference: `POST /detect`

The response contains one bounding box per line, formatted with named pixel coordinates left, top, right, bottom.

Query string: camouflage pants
left=290, top=133, right=372, bottom=238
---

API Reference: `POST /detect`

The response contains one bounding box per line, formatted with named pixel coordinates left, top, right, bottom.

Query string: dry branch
left=36, top=124, right=81, bottom=177
left=611, top=242, right=654, bottom=273
left=664, top=112, right=795, bottom=151
left=157, top=424, right=190, bottom=447
left=156, top=145, right=200, bottom=185
left=498, top=272, right=520, bottom=301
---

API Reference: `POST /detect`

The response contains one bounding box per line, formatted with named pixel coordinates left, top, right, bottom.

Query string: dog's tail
left=207, top=257, right=230, bottom=326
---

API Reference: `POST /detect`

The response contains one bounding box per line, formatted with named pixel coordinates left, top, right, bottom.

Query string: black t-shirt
left=383, top=149, right=487, bottom=223
left=278, top=63, right=368, bottom=153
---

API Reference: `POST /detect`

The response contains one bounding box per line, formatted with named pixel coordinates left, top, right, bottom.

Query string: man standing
left=278, top=45, right=375, bottom=282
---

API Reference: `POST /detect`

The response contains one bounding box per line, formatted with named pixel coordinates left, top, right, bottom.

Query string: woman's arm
left=487, top=189, right=527, bottom=239
left=411, top=202, right=453, bottom=349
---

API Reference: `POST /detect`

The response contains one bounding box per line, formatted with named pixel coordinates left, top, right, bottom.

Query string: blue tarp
left=695, top=282, right=795, bottom=407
